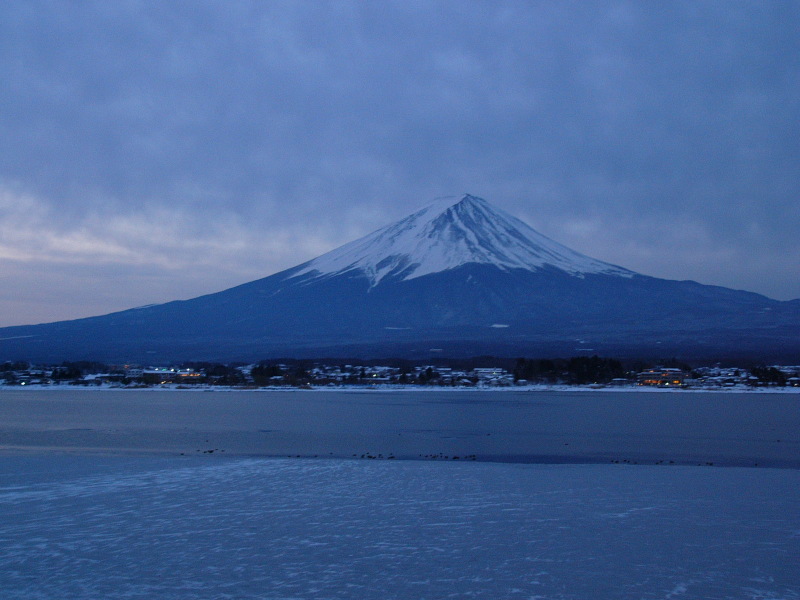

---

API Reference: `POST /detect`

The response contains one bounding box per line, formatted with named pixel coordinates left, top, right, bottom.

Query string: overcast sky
left=1, top=1, right=798, bottom=327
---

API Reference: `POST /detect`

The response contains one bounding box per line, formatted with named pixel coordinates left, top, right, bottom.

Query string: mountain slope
left=1, top=195, right=798, bottom=362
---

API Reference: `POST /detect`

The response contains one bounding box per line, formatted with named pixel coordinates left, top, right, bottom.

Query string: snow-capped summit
left=291, top=194, right=633, bottom=286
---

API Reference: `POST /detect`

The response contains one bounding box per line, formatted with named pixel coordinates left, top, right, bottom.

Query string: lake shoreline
left=4, top=382, right=800, bottom=393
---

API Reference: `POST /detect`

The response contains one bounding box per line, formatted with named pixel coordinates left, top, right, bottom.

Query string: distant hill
left=2, top=194, right=798, bottom=363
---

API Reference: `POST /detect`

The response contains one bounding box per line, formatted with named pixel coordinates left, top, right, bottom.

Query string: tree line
left=512, top=356, right=625, bottom=384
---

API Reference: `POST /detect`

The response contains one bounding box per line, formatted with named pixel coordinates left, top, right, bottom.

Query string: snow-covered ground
left=0, top=456, right=797, bottom=599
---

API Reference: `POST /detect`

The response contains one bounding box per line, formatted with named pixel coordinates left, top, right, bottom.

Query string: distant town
left=2, top=357, right=799, bottom=390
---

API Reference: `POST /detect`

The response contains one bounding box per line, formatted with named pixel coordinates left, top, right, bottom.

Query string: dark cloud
left=0, top=1, right=798, bottom=325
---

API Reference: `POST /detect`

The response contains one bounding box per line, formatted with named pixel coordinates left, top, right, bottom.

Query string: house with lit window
left=637, top=368, right=686, bottom=387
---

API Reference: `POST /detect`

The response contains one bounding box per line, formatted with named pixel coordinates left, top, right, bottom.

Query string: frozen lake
left=0, top=456, right=798, bottom=599
left=1, top=389, right=798, bottom=598
left=1, top=388, right=799, bottom=466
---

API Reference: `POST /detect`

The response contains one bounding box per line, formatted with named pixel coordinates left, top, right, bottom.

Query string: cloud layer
left=1, top=1, right=798, bottom=326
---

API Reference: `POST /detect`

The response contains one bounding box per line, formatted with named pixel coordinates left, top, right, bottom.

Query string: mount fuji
left=2, top=194, right=799, bottom=362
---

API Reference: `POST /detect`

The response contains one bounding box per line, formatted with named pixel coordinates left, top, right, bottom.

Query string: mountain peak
left=419, top=193, right=489, bottom=216
left=290, top=195, right=633, bottom=286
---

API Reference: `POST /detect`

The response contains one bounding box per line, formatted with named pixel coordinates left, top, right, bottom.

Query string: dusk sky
left=1, top=1, right=798, bottom=327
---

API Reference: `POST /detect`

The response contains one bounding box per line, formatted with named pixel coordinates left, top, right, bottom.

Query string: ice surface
left=290, top=195, right=633, bottom=286
left=2, top=388, right=799, bottom=468
left=2, top=389, right=799, bottom=598
left=0, top=457, right=798, bottom=599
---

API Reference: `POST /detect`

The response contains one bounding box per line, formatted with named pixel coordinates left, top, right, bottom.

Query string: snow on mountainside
left=290, top=194, right=634, bottom=286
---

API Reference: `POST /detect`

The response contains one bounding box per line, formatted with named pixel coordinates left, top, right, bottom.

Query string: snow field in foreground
left=0, top=457, right=798, bottom=600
